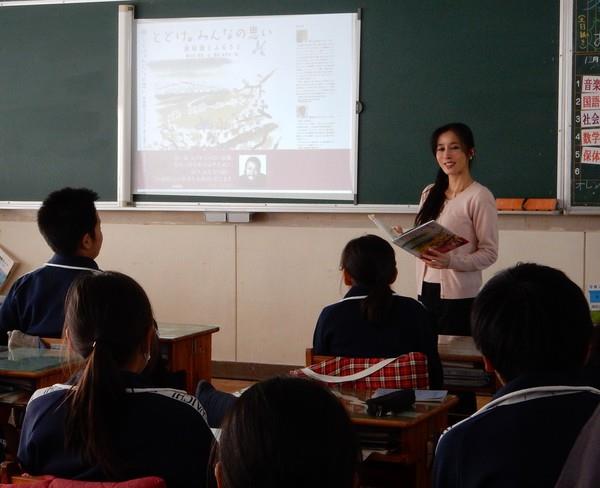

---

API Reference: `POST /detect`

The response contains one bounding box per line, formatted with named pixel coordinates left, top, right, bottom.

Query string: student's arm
left=432, top=428, right=461, bottom=488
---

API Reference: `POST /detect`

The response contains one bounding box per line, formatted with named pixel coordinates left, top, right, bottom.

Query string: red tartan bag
left=290, top=352, right=429, bottom=389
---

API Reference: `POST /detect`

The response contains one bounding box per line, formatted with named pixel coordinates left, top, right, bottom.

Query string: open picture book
left=368, top=214, right=468, bottom=258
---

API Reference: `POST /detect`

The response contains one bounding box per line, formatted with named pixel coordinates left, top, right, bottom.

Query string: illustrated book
left=368, top=214, right=468, bottom=257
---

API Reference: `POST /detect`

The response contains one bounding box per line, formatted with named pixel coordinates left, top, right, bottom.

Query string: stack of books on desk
left=442, top=361, right=493, bottom=387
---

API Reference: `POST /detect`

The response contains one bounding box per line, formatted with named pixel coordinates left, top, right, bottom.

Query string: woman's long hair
left=341, top=234, right=396, bottom=322
left=415, top=122, right=475, bottom=226
left=63, top=271, right=154, bottom=477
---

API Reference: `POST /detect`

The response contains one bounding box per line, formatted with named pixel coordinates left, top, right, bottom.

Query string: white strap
left=300, top=356, right=399, bottom=383
left=44, top=263, right=100, bottom=273
left=339, top=292, right=398, bottom=303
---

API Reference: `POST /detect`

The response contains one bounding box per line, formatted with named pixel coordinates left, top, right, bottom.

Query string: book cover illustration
left=368, top=214, right=468, bottom=258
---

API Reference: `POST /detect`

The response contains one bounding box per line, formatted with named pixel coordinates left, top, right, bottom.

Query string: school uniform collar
left=47, top=254, right=99, bottom=271
left=344, top=285, right=372, bottom=299
left=493, top=370, right=591, bottom=400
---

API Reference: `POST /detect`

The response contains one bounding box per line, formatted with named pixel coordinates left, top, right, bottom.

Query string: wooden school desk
left=42, top=323, right=220, bottom=394
left=335, top=388, right=458, bottom=488
left=0, top=346, right=78, bottom=458
left=157, top=323, right=220, bottom=394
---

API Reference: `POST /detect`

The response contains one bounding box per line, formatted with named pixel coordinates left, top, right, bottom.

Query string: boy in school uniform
left=0, top=187, right=102, bottom=344
left=432, top=263, right=600, bottom=488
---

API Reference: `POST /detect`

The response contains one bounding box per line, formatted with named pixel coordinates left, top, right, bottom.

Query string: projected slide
left=133, top=13, right=359, bottom=200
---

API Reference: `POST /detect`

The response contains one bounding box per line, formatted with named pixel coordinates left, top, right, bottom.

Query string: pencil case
left=366, top=389, right=415, bottom=417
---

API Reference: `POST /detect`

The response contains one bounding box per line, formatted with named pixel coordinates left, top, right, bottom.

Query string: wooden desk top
left=157, top=323, right=219, bottom=341
left=437, top=335, right=483, bottom=362
left=0, top=346, right=73, bottom=380
left=334, top=388, right=458, bottom=428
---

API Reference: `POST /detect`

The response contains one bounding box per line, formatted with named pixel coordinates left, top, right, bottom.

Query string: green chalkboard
left=0, top=3, right=118, bottom=202
left=572, top=0, right=600, bottom=207
left=0, top=0, right=559, bottom=205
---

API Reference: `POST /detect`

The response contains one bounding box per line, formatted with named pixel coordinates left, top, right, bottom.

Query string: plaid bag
left=290, top=352, right=429, bottom=389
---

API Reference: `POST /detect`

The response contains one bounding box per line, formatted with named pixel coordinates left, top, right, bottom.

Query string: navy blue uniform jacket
left=313, top=286, right=443, bottom=388
left=432, top=371, right=600, bottom=488
left=0, top=254, right=99, bottom=344
left=18, top=372, right=214, bottom=488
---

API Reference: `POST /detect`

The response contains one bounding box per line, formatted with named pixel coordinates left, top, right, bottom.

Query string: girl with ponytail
left=18, top=271, right=213, bottom=487
left=312, top=234, right=442, bottom=387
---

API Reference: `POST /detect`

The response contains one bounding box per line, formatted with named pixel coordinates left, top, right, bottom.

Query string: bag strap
left=300, top=356, right=399, bottom=383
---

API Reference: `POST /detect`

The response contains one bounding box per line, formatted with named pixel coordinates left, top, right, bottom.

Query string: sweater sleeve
left=448, top=187, right=498, bottom=272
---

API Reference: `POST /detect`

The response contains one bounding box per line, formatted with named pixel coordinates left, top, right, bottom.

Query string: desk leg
left=192, top=335, right=213, bottom=390
left=165, top=335, right=213, bottom=394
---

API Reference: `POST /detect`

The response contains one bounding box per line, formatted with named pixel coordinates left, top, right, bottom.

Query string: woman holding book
left=404, top=122, right=498, bottom=336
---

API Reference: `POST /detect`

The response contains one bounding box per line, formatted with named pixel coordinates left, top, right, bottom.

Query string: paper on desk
left=372, top=388, right=448, bottom=402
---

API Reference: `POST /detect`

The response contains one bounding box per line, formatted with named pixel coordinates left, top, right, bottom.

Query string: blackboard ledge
left=498, top=210, right=563, bottom=215
left=564, top=208, right=600, bottom=215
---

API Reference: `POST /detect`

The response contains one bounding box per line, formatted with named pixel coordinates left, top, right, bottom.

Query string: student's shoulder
left=6, top=265, right=46, bottom=292
left=130, top=387, right=208, bottom=420
left=437, top=409, right=491, bottom=453
left=392, top=294, right=429, bottom=315
left=319, top=299, right=348, bottom=316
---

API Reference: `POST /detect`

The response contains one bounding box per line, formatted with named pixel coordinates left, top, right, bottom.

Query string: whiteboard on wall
left=133, top=12, right=360, bottom=201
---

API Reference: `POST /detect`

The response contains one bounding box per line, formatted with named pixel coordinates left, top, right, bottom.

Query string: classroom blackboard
left=0, top=3, right=118, bottom=202
left=571, top=0, right=600, bottom=207
left=0, top=0, right=560, bottom=206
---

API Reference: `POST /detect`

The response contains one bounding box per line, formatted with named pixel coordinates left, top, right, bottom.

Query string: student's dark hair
left=415, top=123, right=475, bottom=226
left=37, top=187, right=99, bottom=255
left=471, top=263, right=593, bottom=382
left=341, top=234, right=397, bottom=322
left=64, top=271, right=154, bottom=477
left=215, top=376, right=359, bottom=488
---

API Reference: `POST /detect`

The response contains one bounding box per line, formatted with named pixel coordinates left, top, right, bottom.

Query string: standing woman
left=413, top=123, right=498, bottom=336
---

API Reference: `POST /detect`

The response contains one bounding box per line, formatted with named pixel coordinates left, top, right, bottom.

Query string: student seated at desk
left=17, top=272, right=213, bottom=488
left=432, top=263, right=600, bottom=488
left=213, top=376, right=360, bottom=488
left=312, top=234, right=443, bottom=388
left=0, top=187, right=102, bottom=344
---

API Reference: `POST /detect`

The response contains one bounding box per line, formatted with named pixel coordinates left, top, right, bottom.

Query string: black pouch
left=366, top=389, right=416, bottom=417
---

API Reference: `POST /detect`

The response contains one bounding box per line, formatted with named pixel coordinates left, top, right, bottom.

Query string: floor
left=212, top=377, right=255, bottom=394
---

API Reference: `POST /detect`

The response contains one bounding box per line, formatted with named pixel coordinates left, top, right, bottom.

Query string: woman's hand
left=420, top=249, right=450, bottom=269
left=392, top=225, right=404, bottom=235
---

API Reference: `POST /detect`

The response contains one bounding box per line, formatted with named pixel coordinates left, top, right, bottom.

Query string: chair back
left=0, top=462, right=166, bottom=488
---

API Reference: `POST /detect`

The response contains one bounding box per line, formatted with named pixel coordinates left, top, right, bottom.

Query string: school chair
left=0, top=461, right=166, bottom=488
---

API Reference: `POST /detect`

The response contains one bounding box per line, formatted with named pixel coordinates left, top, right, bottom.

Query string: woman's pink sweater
left=416, top=181, right=498, bottom=299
